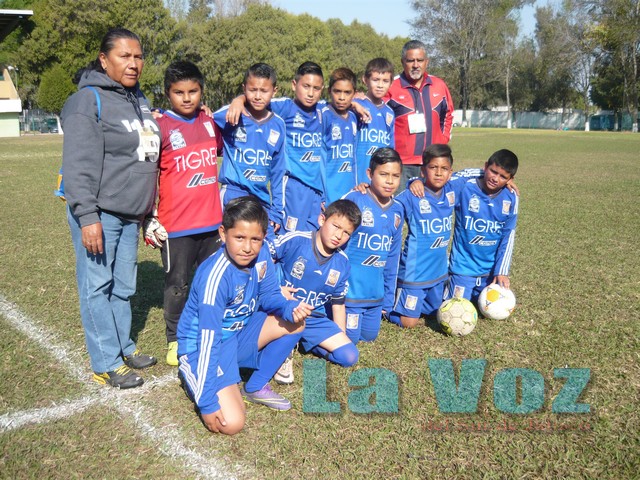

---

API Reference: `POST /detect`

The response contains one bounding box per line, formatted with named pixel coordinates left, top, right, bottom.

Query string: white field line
left=0, top=294, right=241, bottom=480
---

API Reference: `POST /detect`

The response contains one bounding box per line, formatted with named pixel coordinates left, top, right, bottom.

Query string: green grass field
left=1, top=130, right=638, bottom=479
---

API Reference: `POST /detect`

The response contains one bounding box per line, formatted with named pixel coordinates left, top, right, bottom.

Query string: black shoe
left=123, top=350, right=157, bottom=369
left=93, top=365, right=144, bottom=389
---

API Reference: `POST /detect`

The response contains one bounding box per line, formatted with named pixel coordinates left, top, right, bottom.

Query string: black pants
left=161, top=231, right=221, bottom=342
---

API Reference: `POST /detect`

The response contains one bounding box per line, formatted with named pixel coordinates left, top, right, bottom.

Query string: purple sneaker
left=241, top=383, right=291, bottom=411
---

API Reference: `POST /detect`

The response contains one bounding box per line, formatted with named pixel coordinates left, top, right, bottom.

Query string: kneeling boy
left=177, top=197, right=313, bottom=435
left=271, top=199, right=362, bottom=383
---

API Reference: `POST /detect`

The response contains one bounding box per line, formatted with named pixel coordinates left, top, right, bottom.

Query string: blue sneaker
left=241, top=383, right=291, bottom=411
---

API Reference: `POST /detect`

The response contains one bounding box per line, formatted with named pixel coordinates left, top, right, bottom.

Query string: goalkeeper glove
left=142, top=216, right=168, bottom=248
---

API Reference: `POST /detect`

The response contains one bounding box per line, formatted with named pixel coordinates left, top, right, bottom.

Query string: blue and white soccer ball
left=437, top=297, right=478, bottom=336
left=478, top=284, right=516, bottom=320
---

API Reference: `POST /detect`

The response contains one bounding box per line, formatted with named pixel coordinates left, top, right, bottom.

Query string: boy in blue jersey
left=342, top=147, right=403, bottom=343
left=227, top=62, right=326, bottom=233
left=213, top=63, right=287, bottom=237
left=446, top=149, right=519, bottom=303
left=322, top=68, right=358, bottom=204
left=271, top=199, right=362, bottom=383
left=390, top=144, right=477, bottom=327
left=353, top=58, right=396, bottom=185
left=177, top=197, right=313, bottom=434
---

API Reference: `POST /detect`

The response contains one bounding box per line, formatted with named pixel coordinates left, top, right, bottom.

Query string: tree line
left=1, top=0, right=638, bottom=131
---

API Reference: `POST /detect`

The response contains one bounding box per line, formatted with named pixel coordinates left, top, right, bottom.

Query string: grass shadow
left=130, top=260, right=165, bottom=342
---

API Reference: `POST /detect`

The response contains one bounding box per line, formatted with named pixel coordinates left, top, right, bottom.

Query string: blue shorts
left=444, top=274, right=491, bottom=303
left=393, top=279, right=446, bottom=318
left=299, top=314, right=343, bottom=352
left=237, top=310, right=268, bottom=370
left=179, top=336, right=241, bottom=408
left=282, top=176, right=323, bottom=232
left=220, top=184, right=277, bottom=241
left=345, top=305, right=383, bottom=343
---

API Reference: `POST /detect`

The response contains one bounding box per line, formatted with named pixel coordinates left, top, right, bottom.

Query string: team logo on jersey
left=232, top=286, right=245, bottom=305
left=256, top=261, right=267, bottom=282
left=366, top=146, right=378, bottom=156
left=243, top=169, right=266, bottom=182
left=285, top=216, right=298, bottom=232
left=362, top=255, right=385, bottom=267
left=217, top=365, right=224, bottom=377
left=405, top=295, right=418, bottom=311
left=234, top=127, right=247, bottom=143
left=446, top=191, right=456, bottom=207
left=419, top=198, right=431, bottom=214
left=293, top=113, right=305, bottom=128
left=394, top=213, right=402, bottom=229
left=326, top=269, right=340, bottom=287
left=502, top=200, right=511, bottom=214
left=453, top=286, right=466, bottom=299
left=386, top=113, right=393, bottom=127
left=346, top=313, right=359, bottom=330
left=468, top=195, right=480, bottom=213
left=291, top=257, right=306, bottom=280
left=267, top=129, right=280, bottom=147
left=169, top=129, right=186, bottom=150
left=204, top=121, right=215, bottom=137
left=331, top=125, right=342, bottom=141
left=362, top=208, right=374, bottom=227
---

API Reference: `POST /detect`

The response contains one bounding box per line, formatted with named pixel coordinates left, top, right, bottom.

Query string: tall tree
left=410, top=0, right=532, bottom=123
left=17, top=0, right=179, bottom=109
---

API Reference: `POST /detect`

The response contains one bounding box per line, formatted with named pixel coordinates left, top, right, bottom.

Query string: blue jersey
left=213, top=107, right=287, bottom=225
left=322, top=105, right=358, bottom=204
left=449, top=180, right=519, bottom=277
left=270, top=97, right=325, bottom=196
left=342, top=190, right=404, bottom=310
left=353, top=97, right=395, bottom=184
left=176, top=243, right=298, bottom=413
left=272, top=230, right=350, bottom=315
left=395, top=170, right=481, bottom=286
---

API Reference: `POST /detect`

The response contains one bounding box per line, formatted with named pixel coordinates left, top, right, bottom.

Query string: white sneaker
left=274, top=351, right=294, bottom=385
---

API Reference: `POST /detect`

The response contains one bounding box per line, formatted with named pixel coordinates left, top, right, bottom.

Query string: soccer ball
left=478, top=284, right=516, bottom=320
left=437, top=297, right=478, bottom=336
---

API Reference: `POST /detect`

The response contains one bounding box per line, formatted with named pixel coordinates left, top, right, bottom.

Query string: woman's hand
left=81, top=223, right=103, bottom=255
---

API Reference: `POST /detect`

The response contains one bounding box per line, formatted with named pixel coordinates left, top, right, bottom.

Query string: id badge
left=408, top=112, right=427, bottom=134
left=139, top=127, right=160, bottom=162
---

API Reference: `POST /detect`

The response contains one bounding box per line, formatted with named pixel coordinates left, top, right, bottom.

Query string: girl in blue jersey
left=342, top=147, right=404, bottom=343
left=177, top=197, right=313, bottom=435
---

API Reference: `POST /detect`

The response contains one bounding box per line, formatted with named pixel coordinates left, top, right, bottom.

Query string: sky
left=273, top=0, right=548, bottom=39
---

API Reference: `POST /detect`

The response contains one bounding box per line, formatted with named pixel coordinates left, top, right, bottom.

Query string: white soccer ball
left=437, top=297, right=478, bottom=336
left=478, top=284, right=516, bottom=320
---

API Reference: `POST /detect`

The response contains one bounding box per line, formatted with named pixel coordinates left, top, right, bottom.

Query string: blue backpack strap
left=84, top=86, right=101, bottom=121
left=55, top=86, right=102, bottom=199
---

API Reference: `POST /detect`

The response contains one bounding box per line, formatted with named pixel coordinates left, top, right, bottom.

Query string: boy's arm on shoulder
left=225, top=96, right=246, bottom=125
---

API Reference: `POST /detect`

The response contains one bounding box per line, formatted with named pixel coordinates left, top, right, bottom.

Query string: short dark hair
left=244, top=62, right=277, bottom=87
left=222, top=196, right=268, bottom=234
left=369, top=147, right=402, bottom=172
left=294, top=61, right=324, bottom=82
left=364, top=58, right=394, bottom=79
left=487, top=149, right=518, bottom=177
left=422, top=144, right=453, bottom=166
left=329, top=67, right=357, bottom=91
left=401, top=40, right=427, bottom=61
left=323, top=199, right=362, bottom=230
left=164, top=60, right=204, bottom=94
left=75, top=28, right=141, bottom=84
